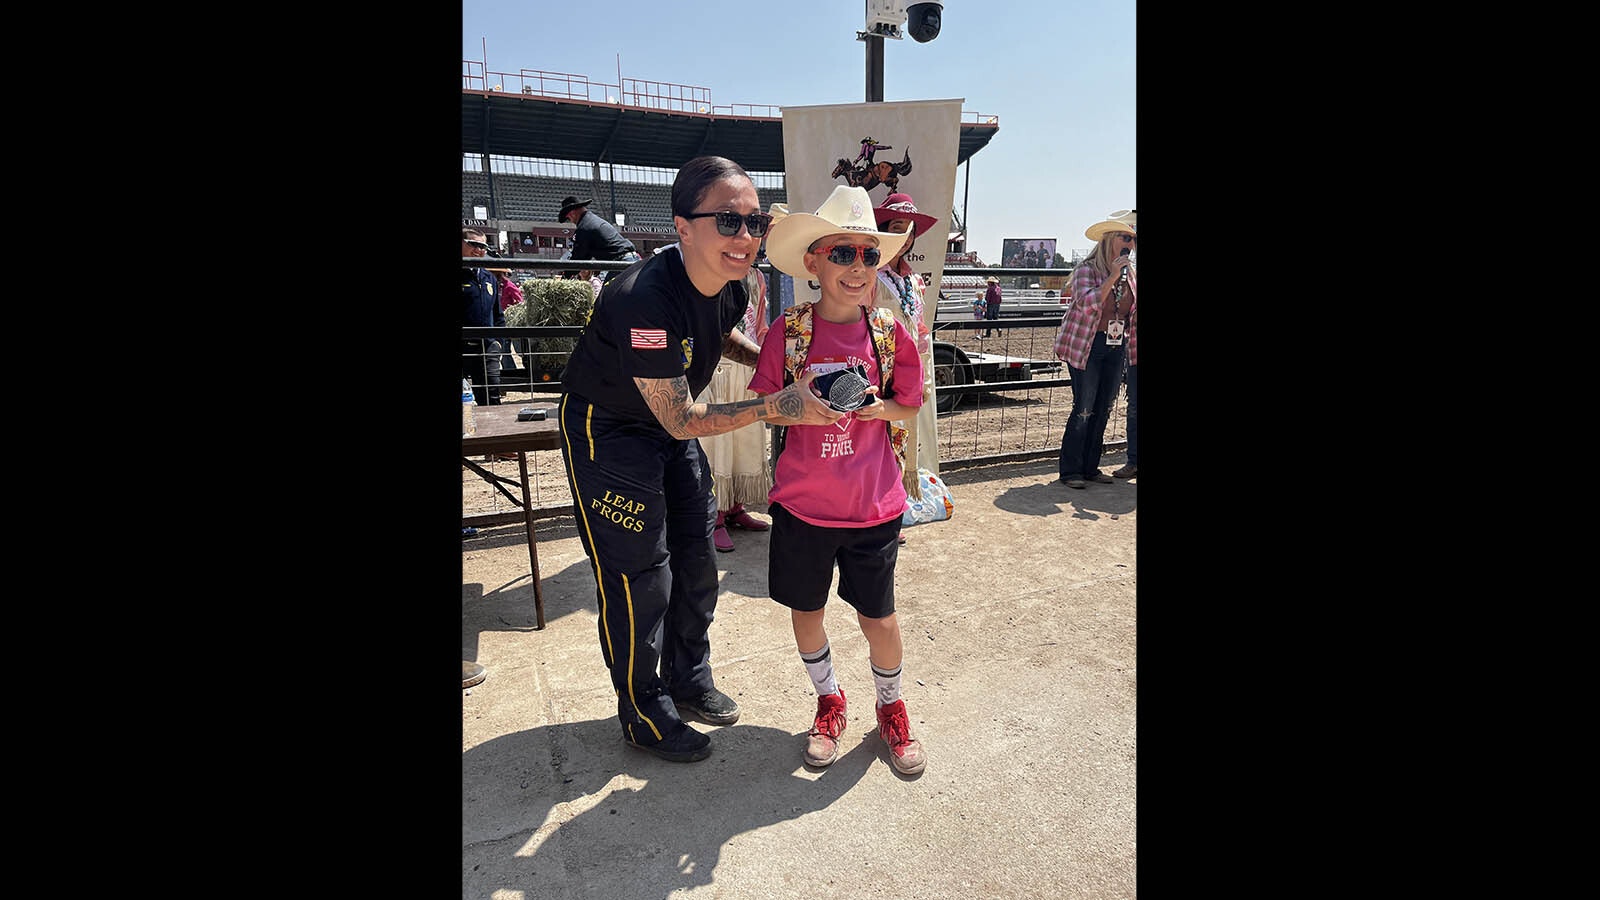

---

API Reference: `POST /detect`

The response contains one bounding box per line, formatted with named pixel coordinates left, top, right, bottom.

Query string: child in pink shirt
left=748, top=185, right=927, bottom=776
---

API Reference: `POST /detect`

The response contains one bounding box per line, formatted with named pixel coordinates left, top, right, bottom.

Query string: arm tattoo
left=722, top=332, right=762, bottom=368
left=635, top=376, right=692, bottom=435
left=635, top=376, right=775, bottom=440
left=773, top=386, right=805, bottom=420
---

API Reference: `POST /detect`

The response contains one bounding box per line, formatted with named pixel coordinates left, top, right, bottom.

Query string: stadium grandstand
left=462, top=62, right=999, bottom=261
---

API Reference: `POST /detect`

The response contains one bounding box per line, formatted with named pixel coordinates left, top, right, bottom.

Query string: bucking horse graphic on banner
left=831, top=145, right=913, bottom=195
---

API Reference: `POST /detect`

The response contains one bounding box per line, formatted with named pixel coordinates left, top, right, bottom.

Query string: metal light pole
left=859, top=0, right=904, bottom=102
left=866, top=36, right=885, bottom=102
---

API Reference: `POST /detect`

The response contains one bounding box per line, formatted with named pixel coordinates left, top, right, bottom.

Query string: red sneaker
left=875, top=699, right=926, bottom=775
left=804, top=688, right=848, bottom=768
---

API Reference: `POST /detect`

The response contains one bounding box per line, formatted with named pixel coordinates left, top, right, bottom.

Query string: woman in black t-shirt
left=556, top=156, right=842, bottom=764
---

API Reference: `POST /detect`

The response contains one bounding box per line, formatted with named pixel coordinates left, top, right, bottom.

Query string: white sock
left=871, top=662, right=902, bottom=707
left=801, top=643, right=838, bottom=697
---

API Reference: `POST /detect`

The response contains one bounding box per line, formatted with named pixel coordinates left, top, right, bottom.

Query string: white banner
left=779, top=99, right=964, bottom=308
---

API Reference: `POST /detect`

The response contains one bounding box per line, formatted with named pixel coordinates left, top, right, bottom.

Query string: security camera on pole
left=858, top=1, right=945, bottom=101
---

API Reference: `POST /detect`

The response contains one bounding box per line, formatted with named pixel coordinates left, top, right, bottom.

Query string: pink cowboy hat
left=872, top=192, right=939, bottom=236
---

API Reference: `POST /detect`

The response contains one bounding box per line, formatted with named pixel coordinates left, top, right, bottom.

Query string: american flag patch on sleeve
left=630, top=328, right=668, bottom=349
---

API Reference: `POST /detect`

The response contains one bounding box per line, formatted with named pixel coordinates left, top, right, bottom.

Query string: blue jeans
left=601, top=251, right=642, bottom=283
left=1124, top=364, right=1137, bottom=467
left=1058, top=333, right=1127, bottom=480
left=462, top=340, right=502, bottom=406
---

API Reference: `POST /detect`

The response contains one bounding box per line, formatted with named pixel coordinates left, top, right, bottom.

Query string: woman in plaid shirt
left=1053, top=211, right=1136, bottom=488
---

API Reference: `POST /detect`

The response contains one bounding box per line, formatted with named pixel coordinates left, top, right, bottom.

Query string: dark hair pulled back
left=671, top=156, right=753, bottom=218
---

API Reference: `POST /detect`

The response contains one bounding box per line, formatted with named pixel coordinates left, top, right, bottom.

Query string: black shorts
left=767, top=502, right=901, bottom=619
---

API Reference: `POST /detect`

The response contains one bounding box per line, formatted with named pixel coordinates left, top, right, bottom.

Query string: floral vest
left=776, top=302, right=910, bottom=478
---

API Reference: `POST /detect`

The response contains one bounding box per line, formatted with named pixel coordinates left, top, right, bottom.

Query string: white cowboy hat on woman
left=1084, top=209, right=1137, bottom=242
left=765, top=185, right=909, bottom=278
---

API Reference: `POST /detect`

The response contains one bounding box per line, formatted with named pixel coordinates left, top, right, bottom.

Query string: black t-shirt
left=560, top=248, right=747, bottom=424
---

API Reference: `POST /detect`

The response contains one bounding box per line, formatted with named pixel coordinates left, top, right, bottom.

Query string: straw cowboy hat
left=1084, top=208, right=1137, bottom=242
left=755, top=204, right=788, bottom=261
left=873, top=192, right=939, bottom=236
left=764, top=185, right=909, bottom=278
left=558, top=196, right=593, bottom=219
left=986, top=276, right=999, bottom=284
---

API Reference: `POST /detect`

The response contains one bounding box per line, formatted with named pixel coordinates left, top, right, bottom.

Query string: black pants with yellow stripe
left=558, top=393, right=721, bottom=743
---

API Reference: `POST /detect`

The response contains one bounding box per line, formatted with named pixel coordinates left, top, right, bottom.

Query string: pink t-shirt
left=748, top=310, right=923, bottom=528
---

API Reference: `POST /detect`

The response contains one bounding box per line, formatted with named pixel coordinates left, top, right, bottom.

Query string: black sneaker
left=674, top=688, right=741, bottom=726
left=624, top=722, right=712, bottom=763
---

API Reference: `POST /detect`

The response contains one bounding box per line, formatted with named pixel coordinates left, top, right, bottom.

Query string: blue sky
left=462, top=1, right=1134, bottom=266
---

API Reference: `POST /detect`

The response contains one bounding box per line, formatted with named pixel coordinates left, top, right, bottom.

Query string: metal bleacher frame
left=465, top=152, right=786, bottom=227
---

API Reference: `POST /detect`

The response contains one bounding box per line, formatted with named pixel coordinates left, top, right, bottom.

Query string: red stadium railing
left=462, top=61, right=990, bottom=125
left=463, top=63, right=781, bottom=118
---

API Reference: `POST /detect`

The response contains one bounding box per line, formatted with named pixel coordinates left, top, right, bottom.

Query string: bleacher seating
left=756, top=187, right=787, bottom=212
left=495, top=175, right=539, bottom=219
left=462, top=171, right=491, bottom=219
left=527, top=176, right=602, bottom=220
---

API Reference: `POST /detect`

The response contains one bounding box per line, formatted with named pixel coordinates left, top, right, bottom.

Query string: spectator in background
left=873, top=192, right=941, bottom=547
left=700, top=260, right=775, bottom=552
left=983, top=276, right=1003, bottom=338
left=761, top=203, right=802, bottom=482
left=763, top=203, right=795, bottom=328
left=559, top=196, right=641, bottom=283
left=1054, top=210, right=1135, bottom=489
left=1113, top=228, right=1137, bottom=479
left=493, top=261, right=526, bottom=392
left=462, top=228, right=505, bottom=406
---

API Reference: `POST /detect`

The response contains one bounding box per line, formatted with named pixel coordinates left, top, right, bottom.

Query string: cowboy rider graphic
left=853, top=137, right=892, bottom=167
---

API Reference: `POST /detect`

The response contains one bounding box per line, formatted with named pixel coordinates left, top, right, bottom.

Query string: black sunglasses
left=464, top=239, right=490, bottom=250
left=682, top=210, right=773, bottom=238
left=1118, top=234, right=1137, bottom=244
left=813, top=244, right=882, bottom=267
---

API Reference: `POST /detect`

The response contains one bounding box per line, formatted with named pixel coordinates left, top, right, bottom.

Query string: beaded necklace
left=882, top=268, right=918, bottom=323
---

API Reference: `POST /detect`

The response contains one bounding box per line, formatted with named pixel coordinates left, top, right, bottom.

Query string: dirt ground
left=465, top=323, right=1124, bottom=518
left=462, top=453, right=1137, bottom=898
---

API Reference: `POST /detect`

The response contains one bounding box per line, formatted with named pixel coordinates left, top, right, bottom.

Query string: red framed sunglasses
left=812, top=244, right=882, bottom=267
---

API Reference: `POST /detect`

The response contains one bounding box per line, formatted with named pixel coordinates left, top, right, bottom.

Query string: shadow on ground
left=462, top=721, right=875, bottom=897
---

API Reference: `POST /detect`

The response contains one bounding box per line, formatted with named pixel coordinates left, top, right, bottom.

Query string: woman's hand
left=780, top=371, right=844, bottom=426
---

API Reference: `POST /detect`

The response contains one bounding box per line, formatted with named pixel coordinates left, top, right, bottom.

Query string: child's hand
left=853, top=387, right=884, bottom=419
